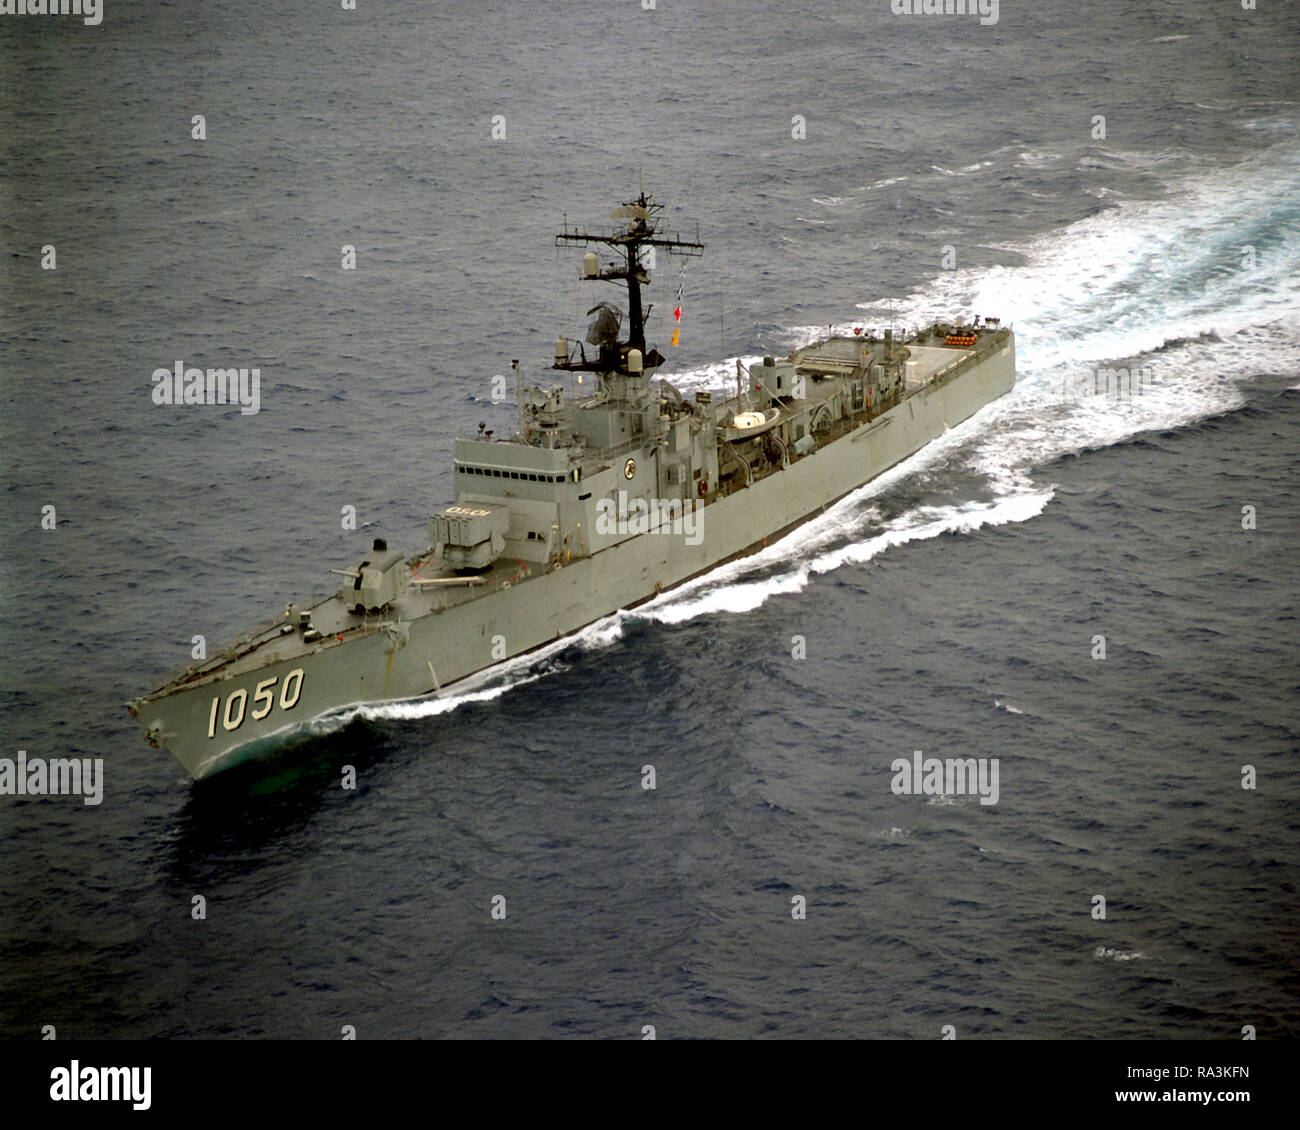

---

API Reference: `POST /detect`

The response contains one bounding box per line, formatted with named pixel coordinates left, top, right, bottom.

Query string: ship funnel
left=627, top=349, right=643, bottom=374
left=583, top=252, right=599, bottom=278
left=555, top=336, right=567, bottom=364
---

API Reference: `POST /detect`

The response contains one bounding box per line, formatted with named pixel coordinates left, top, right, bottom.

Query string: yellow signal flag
left=671, top=328, right=680, bottom=347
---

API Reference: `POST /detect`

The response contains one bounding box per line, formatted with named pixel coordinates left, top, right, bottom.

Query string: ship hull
left=135, top=339, right=1015, bottom=779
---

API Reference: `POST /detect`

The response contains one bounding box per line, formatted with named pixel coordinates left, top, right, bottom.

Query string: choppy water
left=1, top=0, right=1297, bottom=1039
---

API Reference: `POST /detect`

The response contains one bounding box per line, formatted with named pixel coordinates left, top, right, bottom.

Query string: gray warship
left=128, top=193, right=1016, bottom=779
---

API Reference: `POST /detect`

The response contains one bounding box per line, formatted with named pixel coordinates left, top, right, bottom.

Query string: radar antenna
left=555, top=191, right=703, bottom=373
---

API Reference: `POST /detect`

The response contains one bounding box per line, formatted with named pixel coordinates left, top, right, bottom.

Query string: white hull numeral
left=205, top=668, right=306, bottom=740
left=280, top=669, right=304, bottom=710
left=252, top=677, right=277, bottom=720
left=223, top=689, right=247, bottom=731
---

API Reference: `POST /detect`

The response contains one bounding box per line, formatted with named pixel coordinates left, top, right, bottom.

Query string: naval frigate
left=128, top=192, right=1017, bottom=779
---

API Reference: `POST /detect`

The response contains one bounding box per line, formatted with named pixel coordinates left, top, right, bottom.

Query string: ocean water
left=1, top=0, right=1297, bottom=1039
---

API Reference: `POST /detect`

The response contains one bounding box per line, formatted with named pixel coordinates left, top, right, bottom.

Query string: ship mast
left=554, top=191, right=703, bottom=373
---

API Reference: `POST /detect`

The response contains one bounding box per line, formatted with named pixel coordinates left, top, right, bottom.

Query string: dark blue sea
left=1, top=0, right=1297, bottom=1040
